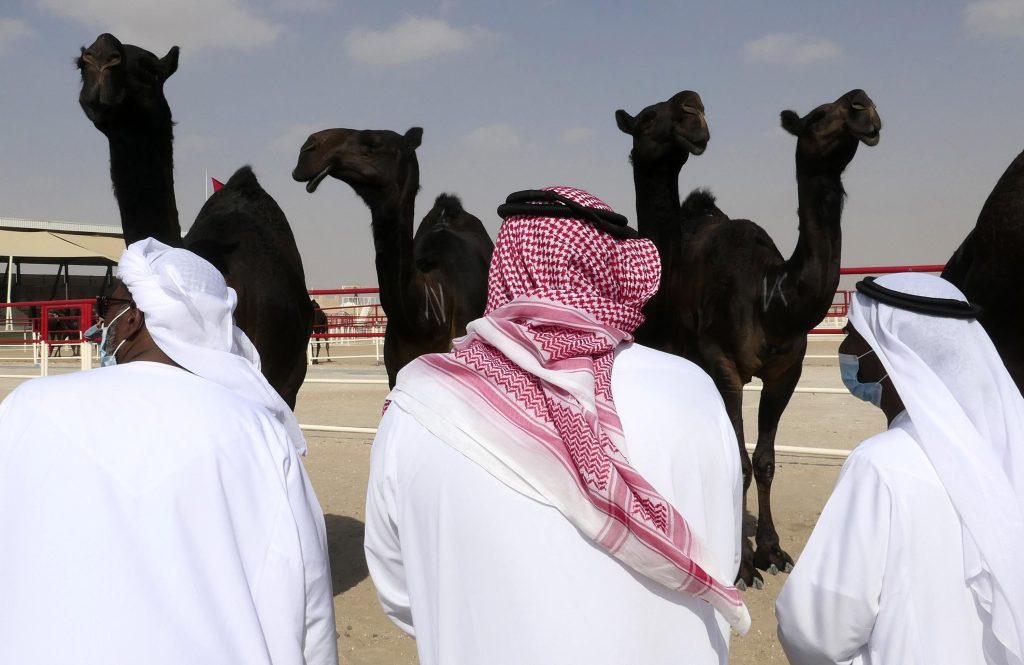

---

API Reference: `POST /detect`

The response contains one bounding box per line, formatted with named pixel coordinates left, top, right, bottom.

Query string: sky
left=1, top=0, right=1023, bottom=288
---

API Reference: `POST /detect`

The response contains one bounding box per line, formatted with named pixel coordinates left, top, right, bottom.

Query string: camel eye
left=851, top=102, right=868, bottom=111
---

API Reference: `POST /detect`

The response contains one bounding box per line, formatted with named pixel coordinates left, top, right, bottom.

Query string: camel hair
left=292, top=126, right=494, bottom=388
left=942, top=147, right=1024, bottom=394
left=617, top=88, right=882, bottom=589
left=77, top=33, right=312, bottom=408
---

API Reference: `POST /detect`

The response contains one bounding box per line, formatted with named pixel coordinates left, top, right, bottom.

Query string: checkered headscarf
left=389, top=186, right=750, bottom=632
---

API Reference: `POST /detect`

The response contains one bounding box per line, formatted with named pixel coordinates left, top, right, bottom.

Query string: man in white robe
left=364, top=186, right=747, bottom=665
left=0, top=239, right=338, bottom=665
left=776, top=272, right=1024, bottom=665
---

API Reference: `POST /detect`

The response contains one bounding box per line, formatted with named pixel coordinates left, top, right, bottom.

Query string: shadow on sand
left=324, top=513, right=369, bottom=596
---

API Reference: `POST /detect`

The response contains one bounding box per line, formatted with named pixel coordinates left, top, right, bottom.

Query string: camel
left=311, top=299, right=330, bottom=363
left=942, top=148, right=1024, bottom=393
left=292, top=127, right=493, bottom=387
left=617, top=89, right=882, bottom=588
left=77, top=33, right=312, bottom=408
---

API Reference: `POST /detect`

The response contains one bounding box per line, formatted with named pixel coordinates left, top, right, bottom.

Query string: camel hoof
left=784, top=562, right=794, bottom=573
left=768, top=564, right=779, bottom=576
left=753, top=577, right=764, bottom=590
left=736, top=579, right=747, bottom=592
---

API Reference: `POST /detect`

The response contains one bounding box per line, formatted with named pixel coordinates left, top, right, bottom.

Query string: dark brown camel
left=311, top=299, right=330, bottom=363
left=942, top=148, right=1024, bottom=394
left=618, top=89, right=881, bottom=589
left=77, top=33, right=312, bottom=408
left=292, top=127, right=493, bottom=387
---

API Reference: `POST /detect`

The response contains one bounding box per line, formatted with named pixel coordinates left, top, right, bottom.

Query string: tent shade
left=0, top=229, right=123, bottom=264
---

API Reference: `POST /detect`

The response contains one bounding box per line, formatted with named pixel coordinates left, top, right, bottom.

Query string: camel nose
left=299, top=136, right=319, bottom=153
left=81, top=50, right=122, bottom=71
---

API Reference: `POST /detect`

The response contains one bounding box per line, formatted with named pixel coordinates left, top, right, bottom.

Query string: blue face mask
left=98, top=306, right=130, bottom=368
left=838, top=349, right=887, bottom=408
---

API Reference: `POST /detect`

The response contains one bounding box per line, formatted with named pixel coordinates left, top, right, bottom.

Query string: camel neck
left=773, top=169, right=846, bottom=333
left=367, top=169, right=419, bottom=326
left=632, top=161, right=684, bottom=249
left=107, top=122, right=182, bottom=247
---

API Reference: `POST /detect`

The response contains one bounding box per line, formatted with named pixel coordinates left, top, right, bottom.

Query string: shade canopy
left=0, top=229, right=123, bottom=265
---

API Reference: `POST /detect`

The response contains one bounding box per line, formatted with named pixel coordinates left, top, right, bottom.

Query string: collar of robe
left=856, top=276, right=982, bottom=319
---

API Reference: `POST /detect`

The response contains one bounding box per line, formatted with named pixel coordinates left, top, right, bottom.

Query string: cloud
left=271, top=0, right=332, bottom=11
left=345, top=16, right=490, bottom=66
left=177, top=134, right=222, bottom=152
left=271, top=122, right=327, bottom=154
left=0, top=18, right=33, bottom=51
left=561, top=127, right=593, bottom=143
left=741, top=33, right=842, bottom=66
left=463, top=124, right=521, bottom=151
left=965, top=0, right=1024, bottom=39
left=36, top=0, right=281, bottom=55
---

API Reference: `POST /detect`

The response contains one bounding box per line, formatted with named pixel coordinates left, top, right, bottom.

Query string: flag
left=212, top=177, right=225, bottom=192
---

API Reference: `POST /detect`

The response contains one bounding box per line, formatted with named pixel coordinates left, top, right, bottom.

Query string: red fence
left=0, top=266, right=948, bottom=357
left=810, top=264, right=946, bottom=334
left=310, top=288, right=385, bottom=341
left=0, top=300, right=95, bottom=349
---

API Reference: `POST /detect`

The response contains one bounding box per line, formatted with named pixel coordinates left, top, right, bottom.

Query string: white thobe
left=0, top=362, right=338, bottom=665
left=365, top=343, right=742, bottom=665
left=776, top=412, right=1009, bottom=665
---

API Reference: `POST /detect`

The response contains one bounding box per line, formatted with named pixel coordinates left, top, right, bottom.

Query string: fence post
left=307, top=340, right=313, bottom=366
left=40, top=342, right=48, bottom=377
left=81, top=342, right=92, bottom=370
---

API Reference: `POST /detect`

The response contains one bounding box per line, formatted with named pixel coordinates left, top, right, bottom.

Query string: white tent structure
left=1, top=217, right=123, bottom=329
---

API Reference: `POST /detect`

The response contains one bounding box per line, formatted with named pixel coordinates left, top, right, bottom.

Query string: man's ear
left=120, top=306, right=146, bottom=340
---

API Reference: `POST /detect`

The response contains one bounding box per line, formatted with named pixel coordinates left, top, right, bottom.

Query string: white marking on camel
left=762, top=274, right=789, bottom=312
left=424, top=283, right=447, bottom=326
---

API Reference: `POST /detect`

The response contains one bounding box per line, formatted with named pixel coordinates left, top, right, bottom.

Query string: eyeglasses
left=94, top=295, right=134, bottom=320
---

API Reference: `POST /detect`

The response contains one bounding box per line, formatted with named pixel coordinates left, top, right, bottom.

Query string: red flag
left=212, top=177, right=225, bottom=192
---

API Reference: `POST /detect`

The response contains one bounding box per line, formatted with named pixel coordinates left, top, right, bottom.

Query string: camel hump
left=433, top=193, right=465, bottom=214
left=681, top=188, right=726, bottom=221
left=223, top=165, right=265, bottom=196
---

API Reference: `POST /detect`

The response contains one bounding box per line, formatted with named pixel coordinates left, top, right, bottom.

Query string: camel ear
left=780, top=110, right=803, bottom=136
left=158, top=46, right=180, bottom=81
left=404, top=127, right=423, bottom=149
left=615, top=109, right=636, bottom=135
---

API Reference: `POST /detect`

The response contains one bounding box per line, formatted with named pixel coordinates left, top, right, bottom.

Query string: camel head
left=77, top=33, right=179, bottom=134
left=615, top=90, right=709, bottom=169
left=292, top=127, right=423, bottom=202
left=780, top=89, right=881, bottom=171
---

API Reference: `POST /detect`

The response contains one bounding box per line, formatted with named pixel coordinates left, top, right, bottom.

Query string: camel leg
left=751, top=358, right=802, bottom=576
left=703, top=348, right=759, bottom=590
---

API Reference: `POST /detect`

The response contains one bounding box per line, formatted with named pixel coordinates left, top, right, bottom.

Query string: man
left=776, top=272, right=1024, bottom=665
left=364, top=186, right=749, bottom=665
left=0, top=239, right=338, bottom=665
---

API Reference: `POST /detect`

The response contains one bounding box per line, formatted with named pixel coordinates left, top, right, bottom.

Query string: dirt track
left=0, top=339, right=887, bottom=664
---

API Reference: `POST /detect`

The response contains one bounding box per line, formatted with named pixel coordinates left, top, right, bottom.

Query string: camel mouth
left=681, top=137, right=708, bottom=156
left=855, top=129, right=880, bottom=147
left=304, top=166, right=332, bottom=193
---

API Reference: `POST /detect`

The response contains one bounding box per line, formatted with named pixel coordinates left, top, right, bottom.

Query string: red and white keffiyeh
left=388, top=186, right=750, bottom=633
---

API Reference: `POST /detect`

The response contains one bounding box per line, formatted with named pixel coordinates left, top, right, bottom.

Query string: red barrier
left=838, top=264, right=945, bottom=275
left=0, top=299, right=95, bottom=349
left=810, top=264, right=946, bottom=334
left=310, top=288, right=385, bottom=341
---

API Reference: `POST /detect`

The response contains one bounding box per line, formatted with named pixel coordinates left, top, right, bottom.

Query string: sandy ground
left=0, top=338, right=888, bottom=664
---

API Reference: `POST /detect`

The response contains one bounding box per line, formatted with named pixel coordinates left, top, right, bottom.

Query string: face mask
left=99, top=306, right=131, bottom=368
left=839, top=349, right=888, bottom=408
